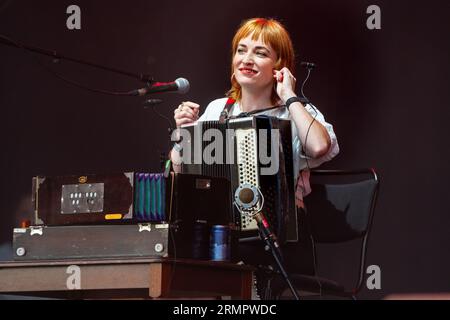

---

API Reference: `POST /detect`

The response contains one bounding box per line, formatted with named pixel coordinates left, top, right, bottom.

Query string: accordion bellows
left=134, top=173, right=166, bottom=222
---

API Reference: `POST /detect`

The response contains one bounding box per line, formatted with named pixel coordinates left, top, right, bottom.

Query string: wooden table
left=0, top=258, right=254, bottom=299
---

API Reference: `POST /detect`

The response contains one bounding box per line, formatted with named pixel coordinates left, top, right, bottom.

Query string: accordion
left=20, top=173, right=237, bottom=261
left=181, top=116, right=298, bottom=243
left=32, top=172, right=233, bottom=228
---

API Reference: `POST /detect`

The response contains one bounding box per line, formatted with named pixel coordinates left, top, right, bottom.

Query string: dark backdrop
left=1, top=0, right=449, bottom=299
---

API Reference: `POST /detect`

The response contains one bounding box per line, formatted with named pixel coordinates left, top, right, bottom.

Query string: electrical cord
left=36, top=61, right=138, bottom=96
left=297, top=64, right=318, bottom=196
left=168, top=221, right=178, bottom=292
left=304, top=206, right=323, bottom=298
left=166, top=173, right=177, bottom=292
left=0, top=34, right=146, bottom=96
left=149, top=103, right=175, bottom=154
left=2, top=33, right=178, bottom=169
left=297, top=64, right=324, bottom=297
left=300, top=67, right=319, bottom=171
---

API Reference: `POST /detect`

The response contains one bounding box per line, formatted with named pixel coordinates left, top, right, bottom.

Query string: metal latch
left=30, top=226, right=44, bottom=236
left=138, top=223, right=152, bottom=232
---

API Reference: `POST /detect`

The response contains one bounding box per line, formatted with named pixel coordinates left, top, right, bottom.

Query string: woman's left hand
left=273, top=67, right=297, bottom=103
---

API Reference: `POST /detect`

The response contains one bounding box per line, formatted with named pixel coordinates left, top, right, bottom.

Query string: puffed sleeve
left=197, top=98, right=228, bottom=122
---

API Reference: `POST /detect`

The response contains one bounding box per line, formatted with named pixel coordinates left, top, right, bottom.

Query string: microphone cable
left=297, top=63, right=324, bottom=294
left=146, top=100, right=178, bottom=172
left=299, top=64, right=319, bottom=171
left=0, top=34, right=149, bottom=96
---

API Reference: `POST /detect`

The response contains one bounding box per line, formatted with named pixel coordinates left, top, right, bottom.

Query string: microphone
left=234, top=184, right=261, bottom=214
left=134, top=78, right=190, bottom=96
left=300, top=61, right=316, bottom=69
left=234, top=184, right=283, bottom=257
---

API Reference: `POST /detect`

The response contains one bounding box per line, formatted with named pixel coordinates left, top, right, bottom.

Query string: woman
left=171, top=17, right=339, bottom=281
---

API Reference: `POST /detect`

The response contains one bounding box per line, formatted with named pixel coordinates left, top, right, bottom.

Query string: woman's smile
left=238, top=67, right=258, bottom=76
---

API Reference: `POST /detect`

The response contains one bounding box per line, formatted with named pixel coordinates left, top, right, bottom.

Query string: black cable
left=300, top=67, right=311, bottom=101
left=256, top=215, right=300, bottom=300
left=150, top=103, right=174, bottom=132
left=297, top=66, right=324, bottom=297
left=168, top=223, right=178, bottom=293
left=0, top=34, right=145, bottom=96
left=37, top=61, right=138, bottom=96
left=300, top=67, right=319, bottom=171
left=150, top=103, right=176, bottom=159
left=296, top=64, right=319, bottom=204
left=0, top=34, right=153, bottom=82
left=302, top=206, right=323, bottom=297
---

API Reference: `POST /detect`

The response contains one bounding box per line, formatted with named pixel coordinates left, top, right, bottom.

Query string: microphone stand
left=251, top=211, right=301, bottom=300
left=0, top=34, right=154, bottom=84
left=235, top=184, right=300, bottom=299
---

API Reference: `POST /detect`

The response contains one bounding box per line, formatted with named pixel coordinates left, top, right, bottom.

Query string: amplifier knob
left=16, top=247, right=26, bottom=257
left=154, top=243, right=164, bottom=253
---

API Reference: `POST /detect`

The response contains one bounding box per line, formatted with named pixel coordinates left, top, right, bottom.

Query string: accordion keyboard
left=236, top=128, right=259, bottom=231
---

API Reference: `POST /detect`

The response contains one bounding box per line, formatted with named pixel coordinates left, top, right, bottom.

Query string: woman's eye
left=256, top=51, right=267, bottom=57
left=237, top=48, right=245, bottom=54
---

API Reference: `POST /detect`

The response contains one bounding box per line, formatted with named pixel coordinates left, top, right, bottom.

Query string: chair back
left=304, top=169, right=379, bottom=244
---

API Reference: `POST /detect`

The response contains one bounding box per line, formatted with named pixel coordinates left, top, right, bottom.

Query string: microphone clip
left=300, top=61, right=316, bottom=70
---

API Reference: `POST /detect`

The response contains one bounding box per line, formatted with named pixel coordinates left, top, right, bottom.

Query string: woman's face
left=233, top=33, right=278, bottom=93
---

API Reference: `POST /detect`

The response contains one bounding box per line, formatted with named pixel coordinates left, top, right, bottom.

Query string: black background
left=1, top=0, right=449, bottom=299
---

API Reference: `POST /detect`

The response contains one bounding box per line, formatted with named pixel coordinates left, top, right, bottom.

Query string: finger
left=278, top=69, right=292, bottom=84
left=272, top=70, right=282, bottom=82
left=183, top=101, right=200, bottom=109
left=281, top=67, right=296, bottom=81
left=175, top=114, right=194, bottom=123
left=277, top=71, right=283, bottom=82
left=180, top=107, right=195, bottom=117
left=176, top=111, right=197, bottom=120
left=185, top=107, right=200, bottom=117
left=281, top=67, right=292, bottom=74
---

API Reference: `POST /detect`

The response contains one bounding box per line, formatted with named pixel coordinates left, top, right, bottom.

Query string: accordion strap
left=219, top=97, right=311, bottom=122
left=219, top=98, right=236, bottom=123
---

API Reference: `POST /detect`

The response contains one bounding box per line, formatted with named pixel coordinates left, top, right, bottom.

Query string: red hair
left=227, top=18, right=296, bottom=105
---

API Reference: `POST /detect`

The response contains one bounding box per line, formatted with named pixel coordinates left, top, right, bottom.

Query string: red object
left=20, top=219, right=31, bottom=228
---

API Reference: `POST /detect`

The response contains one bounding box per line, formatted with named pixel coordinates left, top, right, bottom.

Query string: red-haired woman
left=171, top=17, right=339, bottom=297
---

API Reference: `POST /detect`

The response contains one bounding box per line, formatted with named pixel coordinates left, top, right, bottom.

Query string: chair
left=258, top=168, right=380, bottom=299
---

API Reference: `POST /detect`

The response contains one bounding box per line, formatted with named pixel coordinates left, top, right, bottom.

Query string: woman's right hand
left=173, top=101, right=200, bottom=128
